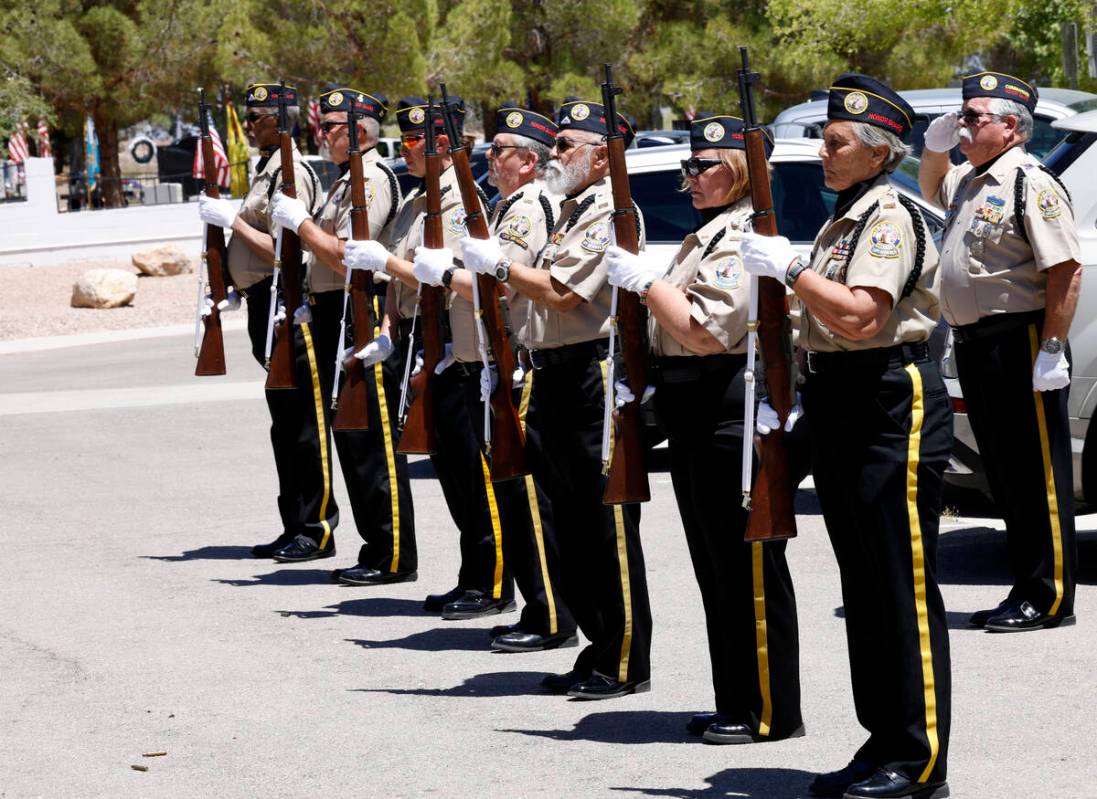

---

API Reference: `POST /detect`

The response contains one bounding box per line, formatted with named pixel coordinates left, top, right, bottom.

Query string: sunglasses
left=320, top=121, right=347, bottom=134
left=680, top=157, right=722, bottom=178
left=554, top=136, right=598, bottom=153
left=245, top=112, right=274, bottom=124
left=400, top=133, right=425, bottom=148
left=959, top=110, right=1003, bottom=125
left=489, top=142, right=527, bottom=157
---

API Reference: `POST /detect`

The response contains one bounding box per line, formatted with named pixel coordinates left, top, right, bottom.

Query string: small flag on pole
left=307, top=98, right=322, bottom=147
left=192, top=108, right=230, bottom=189
left=85, top=115, right=100, bottom=192
left=8, top=122, right=29, bottom=164
left=225, top=100, right=250, bottom=198
left=36, top=118, right=51, bottom=158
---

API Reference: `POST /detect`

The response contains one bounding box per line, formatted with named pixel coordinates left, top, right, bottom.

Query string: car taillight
left=951, top=397, right=966, bottom=414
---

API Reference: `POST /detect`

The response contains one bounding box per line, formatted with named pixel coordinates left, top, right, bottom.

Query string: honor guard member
left=415, top=106, right=578, bottom=652
left=344, top=97, right=514, bottom=619
left=270, top=88, right=418, bottom=584
left=605, top=115, right=803, bottom=743
left=461, top=100, right=653, bottom=700
left=743, top=74, right=951, bottom=798
left=197, top=83, right=332, bottom=561
left=919, top=72, right=1080, bottom=633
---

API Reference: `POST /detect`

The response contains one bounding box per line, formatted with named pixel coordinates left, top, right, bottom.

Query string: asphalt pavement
left=1, top=326, right=1095, bottom=798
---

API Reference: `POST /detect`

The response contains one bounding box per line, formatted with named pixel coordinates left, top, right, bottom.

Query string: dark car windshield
left=1043, top=129, right=1097, bottom=176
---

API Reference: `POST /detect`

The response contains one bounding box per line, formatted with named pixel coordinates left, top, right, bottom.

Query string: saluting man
left=197, top=83, right=334, bottom=562
left=413, top=106, right=578, bottom=653
left=461, top=100, right=653, bottom=700
left=919, top=72, right=1080, bottom=633
left=269, top=87, right=418, bottom=585
left=343, top=97, right=515, bottom=619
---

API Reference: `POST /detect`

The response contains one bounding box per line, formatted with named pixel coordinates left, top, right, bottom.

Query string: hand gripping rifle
left=331, top=106, right=373, bottom=431
left=439, top=84, right=528, bottom=482
left=396, top=97, right=445, bottom=455
left=194, top=87, right=228, bottom=376
left=737, top=48, right=797, bottom=542
left=265, top=81, right=304, bottom=390
left=600, top=64, right=650, bottom=505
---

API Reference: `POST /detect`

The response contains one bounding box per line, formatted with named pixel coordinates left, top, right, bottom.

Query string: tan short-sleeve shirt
left=226, top=143, right=319, bottom=290
left=522, top=177, right=646, bottom=349
left=650, top=197, right=754, bottom=356
left=798, top=174, right=940, bottom=352
left=307, top=149, right=396, bottom=294
left=935, top=145, right=1080, bottom=327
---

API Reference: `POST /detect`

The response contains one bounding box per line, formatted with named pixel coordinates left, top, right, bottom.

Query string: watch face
left=1042, top=338, right=1063, bottom=355
left=495, top=266, right=508, bottom=281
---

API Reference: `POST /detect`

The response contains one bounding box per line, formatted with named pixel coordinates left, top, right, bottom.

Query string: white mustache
left=958, top=127, right=973, bottom=144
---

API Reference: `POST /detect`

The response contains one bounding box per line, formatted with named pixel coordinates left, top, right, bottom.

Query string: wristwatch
left=441, top=267, right=456, bottom=288
left=1041, top=337, right=1064, bottom=355
left=785, top=258, right=809, bottom=288
left=494, top=257, right=513, bottom=283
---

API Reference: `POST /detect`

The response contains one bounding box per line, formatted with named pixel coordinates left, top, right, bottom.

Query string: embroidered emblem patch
left=448, top=208, right=468, bottom=234
left=713, top=255, right=743, bottom=289
left=571, top=103, right=591, bottom=121
left=580, top=221, right=610, bottom=253
left=980, top=74, right=999, bottom=91
left=409, top=107, right=425, bottom=125
left=328, top=91, right=344, bottom=107
left=703, top=122, right=725, bottom=143
left=1037, top=189, right=1062, bottom=219
left=505, top=111, right=524, bottom=128
left=868, top=221, right=902, bottom=258
left=500, top=214, right=532, bottom=248
left=252, top=86, right=268, bottom=102
left=844, top=92, right=868, bottom=114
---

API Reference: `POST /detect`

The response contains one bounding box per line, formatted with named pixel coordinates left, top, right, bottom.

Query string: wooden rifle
left=600, top=64, right=650, bottom=505
left=397, top=97, right=445, bottom=454
left=195, top=87, right=228, bottom=376
left=331, top=106, right=374, bottom=431
left=438, top=84, right=528, bottom=482
left=265, top=81, right=303, bottom=390
left=737, top=47, right=798, bottom=542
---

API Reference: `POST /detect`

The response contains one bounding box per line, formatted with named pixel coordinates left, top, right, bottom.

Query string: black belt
left=805, top=342, right=929, bottom=375
left=528, top=339, right=608, bottom=370
left=453, top=361, right=484, bottom=377
left=951, top=310, right=1044, bottom=344
left=652, top=353, right=745, bottom=384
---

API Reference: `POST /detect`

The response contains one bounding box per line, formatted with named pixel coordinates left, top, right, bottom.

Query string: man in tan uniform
left=413, top=107, right=577, bottom=652
left=461, top=100, right=653, bottom=700
left=343, top=97, right=513, bottom=618
left=197, top=83, right=332, bottom=561
left=270, top=87, right=417, bottom=584
left=919, top=72, right=1081, bottom=632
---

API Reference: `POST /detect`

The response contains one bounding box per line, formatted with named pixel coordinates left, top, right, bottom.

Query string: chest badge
left=830, top=238, right=852, bottom=261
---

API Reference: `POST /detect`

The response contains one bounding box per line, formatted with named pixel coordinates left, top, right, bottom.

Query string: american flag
left=8, top=122, right=29, bottom=164
left=308, top=98, right=322, bottom=145
left=36, top=118, right=51, bottom=158
left=192, top=109, right=230, bottom=189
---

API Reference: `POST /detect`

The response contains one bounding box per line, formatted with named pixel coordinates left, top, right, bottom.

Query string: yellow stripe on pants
left=519, top=374, right=558, bottom=634
left=601, top=359, right=634, bottom=682
left=301, top=324, right=333, bottom=549
left=1027, top=325, right=1066, bottom=616
left=750, top=542, right=773, bottom=737
left=904, top=363, right=940, bottom=784
left=374, top=361, right=402, bottom=572
left=479, top=453, right=505, bottom=599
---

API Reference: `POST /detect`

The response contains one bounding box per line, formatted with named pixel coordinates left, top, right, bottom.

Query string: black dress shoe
left=703, top=720, right=806, bottom=745
left=271, top=534, right=335, bottom=563
left=843, top=768, right=949, bottom=798
left=488, top=623, right=520, bottom=639
left=984, top=600, right=1076, bottom=633
left=567, top=672, right=651, bottom=700
left=968, top=598, right=1014, bottom=627
left=441, top=590, right=517, bottom=620
left=686, top=712, right=721, bottom=736
left=423, top=586, right=465, bottom=612
left=252, top=533, right=295, bottom=558
left=540, top=668, right=590, bottom=694
left=809, top=760, right=878, bottom=797
left=335, top=566, right=418, bottom=586
left=491, top=630, right=579, bottom=653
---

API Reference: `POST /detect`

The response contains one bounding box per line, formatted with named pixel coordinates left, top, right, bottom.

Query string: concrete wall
left=0, top=158, right=240, bottom=267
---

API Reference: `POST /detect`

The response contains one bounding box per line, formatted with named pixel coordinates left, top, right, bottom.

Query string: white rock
left=71, top=269, right=138, bottom=309
left=131, top=245, right=192, bottom=277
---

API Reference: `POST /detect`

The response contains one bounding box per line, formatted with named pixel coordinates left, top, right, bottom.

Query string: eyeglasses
left=489, top=142, right=527, bottom=157
left=554, top=136, right=598, bottom=154
left=959, top=110, right=1003, bottom=125
left=245, top=112, right=273, bottom=124
left=400, top=133, right=425, bottom=148
left=680, top=157, right=722, bottom=178
left=320, top=121, right=347, bottom=134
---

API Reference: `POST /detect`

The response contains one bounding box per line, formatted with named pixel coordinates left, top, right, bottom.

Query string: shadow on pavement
left=353, top=670, right=548, bottom=698
left=609, top=767, right=817, bottom=798
left=832, top=605, right=983, bottom=632
left=142, top=546, right=254, bottom=561
left=502, top=710, right=693, bottom=745
left=277, top=597, right=431, bottom=619
left=346, top=626, right=492, bottom=652
left=937, top=526, right=1010, bottom=586
left=212, top=568, right=334, bottom=587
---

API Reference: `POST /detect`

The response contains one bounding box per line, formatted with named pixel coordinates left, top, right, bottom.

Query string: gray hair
left=850, top=121, right=911, bottom=173
left=361, top=116, right=380, bottom=146
left=250, top=106, right=300, bottom=127
left=510, top=133, right=551, bottom=174
left=987, top=98, right=1034, bottom=142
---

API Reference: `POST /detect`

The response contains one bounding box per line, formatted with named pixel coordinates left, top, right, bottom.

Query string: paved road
left=1, top=327, right=1094, bottom=798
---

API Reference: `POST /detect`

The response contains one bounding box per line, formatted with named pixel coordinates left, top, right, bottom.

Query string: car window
left=629, top=171, right=699, bottom=243
left=771, top=162, right=836, bottom=243
left=1030, top=115, right=1067, bottom=160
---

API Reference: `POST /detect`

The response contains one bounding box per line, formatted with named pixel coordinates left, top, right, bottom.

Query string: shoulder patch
left=868, top=221, right=902, bottom=259
left=1037, top=188, right=1062, bottom=220
left=447, top=207, right=468, bottom=234
left=580, top=221, right=610, bottom=253
left=713, top=254, right=743, bottom=289
left=500, top=214, right=532, bottom=249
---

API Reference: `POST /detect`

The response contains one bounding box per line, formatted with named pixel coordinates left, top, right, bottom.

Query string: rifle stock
left=195, top=87, right=228, bottom=377
left=600, top=65, right=650, bottom=505
left=738, top=48, right=797, bottom=542
left=332, top=108, right=373, bottom=432
left=266, top=82, right=302, bottom=390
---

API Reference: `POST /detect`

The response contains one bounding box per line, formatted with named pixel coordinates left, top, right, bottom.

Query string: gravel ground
left=0, top=259, right=240, bottom=341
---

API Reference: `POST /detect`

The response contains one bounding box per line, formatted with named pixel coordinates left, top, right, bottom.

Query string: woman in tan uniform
left=605, top=115, right=803, bottom=745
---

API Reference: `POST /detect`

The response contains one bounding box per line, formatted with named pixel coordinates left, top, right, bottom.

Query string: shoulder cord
left=537, top=192, right=556, bottom=236
left=265, top=160, right=322, bottom=214
left=564, top=195, right=597, bottom=232
left=1014, top=165, right=1071, bottom=245
left=843, top=195, right=925, bottom=300
left=492, top=190, right=524, bottom=230
left=375, top=160, right=402, bottom=227
left=701, top=228, right=726, bottom=260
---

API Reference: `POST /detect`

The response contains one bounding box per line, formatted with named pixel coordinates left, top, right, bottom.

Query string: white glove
left=344, top=239, right=390, bottom=274
left=1033, top=350, right=1070, bottom=391
left=459, top=235, right=504, bottom=275
left=412, top=246, right=455, bottom=287
left=512, top=364, right=527, bottom=388
left=270, top=190, right=310, bottom=234
left=924, top=112, right=961, bottom=153
left=756, top=394, right=802, bottom=435
left=433, top=343, right=456, bottom=375
left=292, top=304, right=312, bottom=326
left=410, top=350, right=425, bottom=376
left=272, top=303, right=286, bottom=325
left=354, top=333, right=394, bottom=366
left=200, top=286, right=241, bottom=317
left=740, top=233, right=799, bottom=283
left=480, top=365, right=498, bottom=402
left=198, top=194, right=237, bottom=228
left=613, top=379, right=655, bottom=410
left=605, top=246, right=665, bottom=294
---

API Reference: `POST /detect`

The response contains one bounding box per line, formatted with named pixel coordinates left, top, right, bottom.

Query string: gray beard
left=545, top=150, right=592, bottom=196
left=958, top=127, right=973, bottom=144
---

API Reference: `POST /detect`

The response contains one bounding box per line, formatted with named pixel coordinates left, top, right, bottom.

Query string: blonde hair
left=679, top=148, right=766, bottom=205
